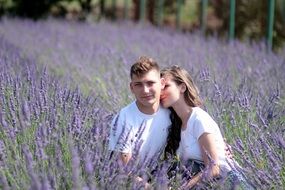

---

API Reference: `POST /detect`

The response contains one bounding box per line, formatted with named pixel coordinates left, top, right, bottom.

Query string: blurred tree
left=0, top=0, right=15, bottom=16
left=210, top=0, right=285, bottom=49
left=48, top=0, right=96, bottom=20
left=81, top=0, right=91, bottom=13
left=132, top=0, right=185, bottom=24
left=99, top=0, right=105, bottom=17
left=13, top=0, right=60, bottom=19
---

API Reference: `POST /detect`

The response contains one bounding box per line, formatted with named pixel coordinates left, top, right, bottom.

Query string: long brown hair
left=162, top=65, right=202, bottom=158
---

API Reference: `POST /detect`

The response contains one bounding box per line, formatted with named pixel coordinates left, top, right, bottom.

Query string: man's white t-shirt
left=108, top=101, right=171, bottom=162
left=177, top=107, right=232, bottom=173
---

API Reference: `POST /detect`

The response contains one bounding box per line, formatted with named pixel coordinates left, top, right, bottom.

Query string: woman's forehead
left=162, top=74, right=173, bottom=80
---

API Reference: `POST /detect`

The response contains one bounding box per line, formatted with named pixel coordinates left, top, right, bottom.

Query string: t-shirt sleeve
left=108, top=112, right=133, bottom=154
left=192, top=114, right=217, bottom=140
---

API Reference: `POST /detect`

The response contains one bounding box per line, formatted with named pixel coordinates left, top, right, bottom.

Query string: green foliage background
left=0, top=0, right=285, bottom=50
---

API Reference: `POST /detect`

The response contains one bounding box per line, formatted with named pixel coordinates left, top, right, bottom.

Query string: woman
left=160, top=65, right=254, bottom=189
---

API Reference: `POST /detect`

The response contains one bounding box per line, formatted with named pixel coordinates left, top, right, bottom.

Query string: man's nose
left=142, top=85, right=150, bottom=93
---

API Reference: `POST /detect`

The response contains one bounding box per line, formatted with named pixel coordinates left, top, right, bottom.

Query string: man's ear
left=161, top=77, right=166, bottom=89
left=180, top=83, right=186, bottom=93
left=130, top=82, right=134, bottom=93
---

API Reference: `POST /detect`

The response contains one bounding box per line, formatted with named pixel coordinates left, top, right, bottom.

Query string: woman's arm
left=182, top=133, right=220, bottom=189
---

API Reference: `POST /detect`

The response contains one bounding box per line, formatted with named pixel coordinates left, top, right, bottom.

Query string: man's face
left=130, top=69, right=163, bottom=111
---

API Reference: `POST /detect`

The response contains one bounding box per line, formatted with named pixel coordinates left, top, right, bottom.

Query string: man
left=108, top=56, right=171, bottom=165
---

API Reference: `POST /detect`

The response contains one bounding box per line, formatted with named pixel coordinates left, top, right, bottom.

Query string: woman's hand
left=134, top=176, right=153, bottom=190
left=179, top=172, right=203, bottom=189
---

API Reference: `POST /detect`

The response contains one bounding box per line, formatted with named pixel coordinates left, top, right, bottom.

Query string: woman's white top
left=177, top=107, right=232, bottom=174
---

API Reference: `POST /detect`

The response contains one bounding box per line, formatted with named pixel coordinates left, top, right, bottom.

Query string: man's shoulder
left=113, top=101, right=138, bottom=122
left=154, top=107, right=171, bottom=125
left=119, top=101, right=136, bottom=114
left=158, top=106, right=171, bottom=115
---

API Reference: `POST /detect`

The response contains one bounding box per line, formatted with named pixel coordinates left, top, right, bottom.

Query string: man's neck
left=136, top=101, right=160, bottom=115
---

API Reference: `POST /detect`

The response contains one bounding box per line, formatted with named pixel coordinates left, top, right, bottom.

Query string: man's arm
left=108, top=113, right=133, bottom=165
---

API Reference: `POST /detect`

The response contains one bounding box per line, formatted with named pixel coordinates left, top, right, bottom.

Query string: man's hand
left=120, top=152, right=132, bottom=165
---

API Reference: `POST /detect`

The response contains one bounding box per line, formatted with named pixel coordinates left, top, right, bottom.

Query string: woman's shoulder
left=192, top=107, right=210, bottom=119
left=191, top=107, right=218, bottom=128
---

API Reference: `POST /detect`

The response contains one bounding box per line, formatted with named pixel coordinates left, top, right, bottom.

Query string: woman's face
left=160, top=76, right=183, bottom=108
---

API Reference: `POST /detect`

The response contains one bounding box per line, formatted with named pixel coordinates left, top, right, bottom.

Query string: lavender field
left=0, top=18, right=284, bottom=189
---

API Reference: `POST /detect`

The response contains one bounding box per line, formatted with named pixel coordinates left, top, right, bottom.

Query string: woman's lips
left=160, top=96, right=166, bottom=101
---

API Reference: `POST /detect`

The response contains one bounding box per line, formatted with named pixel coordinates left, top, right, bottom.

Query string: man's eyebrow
left=133, top=80, right=157, bottom=84
left=147, top=80, right=157, bottom=83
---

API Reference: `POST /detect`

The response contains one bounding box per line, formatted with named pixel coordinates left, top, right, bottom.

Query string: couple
left=108, top=56, right=253, bottom=189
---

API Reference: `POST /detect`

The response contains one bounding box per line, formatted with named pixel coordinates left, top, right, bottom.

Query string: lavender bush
left=0, top=18, right=284, bottom=189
